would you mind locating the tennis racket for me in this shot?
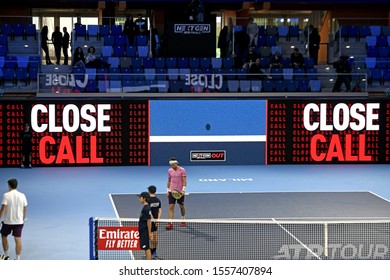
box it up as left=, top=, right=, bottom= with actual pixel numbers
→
left=171, top=189, right=183, bottom=200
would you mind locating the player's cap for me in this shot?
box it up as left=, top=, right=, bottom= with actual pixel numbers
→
left=148, top=185, right=156, bottom=193
left=137, top=192, right=150, bottom=200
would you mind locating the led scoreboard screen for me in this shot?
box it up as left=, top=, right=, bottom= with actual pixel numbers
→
left=267, top=99, right=390, bottom=164
left=0, top=100, right=149, bottom=167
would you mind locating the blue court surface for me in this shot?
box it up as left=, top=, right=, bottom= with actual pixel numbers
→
left=0, top=164, right=389, bottom=260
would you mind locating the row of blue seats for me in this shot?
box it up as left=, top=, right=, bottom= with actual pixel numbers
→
left=337, top=25, right=390, bottom=39
left=0, top=23, right=37, bottom=38
left=233, top=25, right=300, bottom=39
left=0, top=55, right=40, bottom=68
left=73, top=67, right=319, bottom=81
left=366, top=35, right=390, bottom=47
left=69, top=79, right=321, bottom=93
left=101, top=34, right=148, bottom=47
left=368, top=68, right=390, bottom=85
left=0, top=67, right=38, bottom=85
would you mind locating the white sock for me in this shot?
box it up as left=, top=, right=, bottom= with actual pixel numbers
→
left=16, top=255, right=21, bottom=260
left=4, top=251, right=8, bottom=257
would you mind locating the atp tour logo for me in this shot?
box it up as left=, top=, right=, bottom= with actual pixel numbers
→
left=303, top=103, right=380, bottom=162
left=30, top=104, right=111, bottom=164
left=97, top=226, right=140, bottom=250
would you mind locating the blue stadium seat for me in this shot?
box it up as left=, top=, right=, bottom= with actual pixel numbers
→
left=259, top=57, right=270, bottom=68
left=137, top=46, right=149, bottom=57
left=120, top=57, right=131, bottom=68
left=0, top=56, right=4, bottom=68
left=177, top=57, right=189, bottom=68
left=25, top=24, right=36, bottom=38
left=303, top=57, right=314, bottom=68
left=121, top=68, right=132, bottom=82
left=98, top=80, right=109, bottom=92
left=278, top=26, right=289, bottom=38
left=365, top=57, right=376, bottom=68
left=16, top=67, right=28, bottom=85
left=376, top=36, right=388, bottom=47
left=378, top=46, right=390, bottom=57
left=298, top=80, right=309, bottom=92
left=236, top=68, right=248, bottom=80
left=113, top=45, right=125, bottom=57
left=258, top=26, right=266, bottom=36
left=75, top=24, right=87, bottom=40
left=382, top=26, right=390, bottom=36
left=0, top=35, right=7, bottom=45
left=274, top=80, right=286, bottom=92
left=13, top=24, right=25, bottom=37
left=306, top=68, right=318, bottom=80
left=266, top=36, right=277, bottom=46
left=257, top=35, right=267, bottom=46
left=359, top=26, right=370, bottom=38
left=366, top=36, right=377, bottom=47
left=367, top=46, right=378, bottom=57
left=369, top=26, right=381, bottom=36
left=1, top=24, right=12, bottom=37
left=104, top=35, right=115, bottom=46
left=132, top=68, right=144, bottom=81
left=262, top=80, right=274, bottom=92
left=227, top=80, right=239, bottom=92
left=17, top=56, right=29, bottom=68
left=4, top=56, right=16, bottom=68
left=28, top=56, right=40, bottom=68
left=251, top=80, right=262, bottom=92
left=383, top=69, right=390, bottom=86
left=99, top=25, right=111, bottom=38
left=169, top=80, right=181, bottom=92
left=286, top=80, right=298, bottom=92
left=271, top=46, right=282, bottom=55
left=155, top=57, right=166, bottom=69
left=347, top=26, right=358, bottom=40
left=167, top=68, right=179, bottom=80
left=143, top=57, right=155, bottom=68
left=135, top=35, right=148, bottom=46
left=239, top=80, right=251, bottom=92
left=131, top=57, right=143, bottom=69
left=85, top=68, right=97, bottom=80
left=370, top=69, right=383, bottom=85
left=3, top=68, right=15, bottom=85
left=200, top=57, right=211, bottom=69
left=111, top=25, right=122, bottom=36
left=155, top=68, right=167, bottom=80
left=283, top=68, right=294, bottom=80
left=189, top=57, right=200, bottom=69
left=259, top=46, right=271, bottom=57
left=101, top=46, right=113, bottom=57
left=126, top=46, right=136, bottom=57
left=108, top=57, right=120, bottom=68
left=144, top=68, right=156, bottom=81
left=122, top=80, right=135, bottom=92
left=88, top=25, right=99, bottom=39
left=288, top=26, right=300, bottom=40
left=376, top=57, right=388, bottom=69
left=270, top=68, right=283, bottom=80
left=86, top=80, right=97, bottom=92
left=0, top=45, right=7, bottom=56
left=309, top=80, right=321, bottom=92
left=211, top=57, right=222, bottom=69
left=157, top=80, right=169, bottom=93
left=115, top=35, right=127, bottom=46
left=166, top=57, right=177, bottom=68
left=179, top=68, right=190, bottom=80
left=293, top=68, right=305, bottom=80
left=225, top=68, right=236, bottom=80
left=28, top=67, right=38, bottom=82
left=222, top=57, right=233, bottom=69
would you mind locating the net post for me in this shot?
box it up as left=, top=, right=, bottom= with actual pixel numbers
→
left=324, top=222, right=328, bottom=259
left=89, top=217, right=96, bottom=260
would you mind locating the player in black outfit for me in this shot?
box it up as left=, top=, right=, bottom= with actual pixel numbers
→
left=137, top=191, right=153, bottom=260
left=21, top=124, right=32, bottom=168
left=147, top=185, right=162, bottom=259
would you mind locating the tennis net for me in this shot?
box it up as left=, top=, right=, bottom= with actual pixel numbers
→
left=89, top=217, right=390, bottom=260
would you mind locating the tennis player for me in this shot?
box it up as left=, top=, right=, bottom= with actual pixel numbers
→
left=166, top=157, right=187, bottom=230
left=147, top=185, right=162, bottom=259
left=0, top=178, right=28, bottom=260
left=137, top=191, right=153, bottom=260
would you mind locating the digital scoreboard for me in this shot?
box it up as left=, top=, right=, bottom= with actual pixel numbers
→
left=267, top=99, right=390, bottom=164
left=0, top=100, right=149, bottom=167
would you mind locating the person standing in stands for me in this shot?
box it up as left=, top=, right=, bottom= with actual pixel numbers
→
left=62, top=27, right=70, bottom=65
left=123, top=16, right=135, bottom=46
left=41, top=26, right=52, bottom=65
left=247, top=17, right=258, bottom=47
left=51, top=26, right=63, bottom=65
left=309, top=27, right=320, bottom=65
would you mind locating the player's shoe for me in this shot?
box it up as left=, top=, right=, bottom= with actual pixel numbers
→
left=28, top=164, right=32, bottom=168
left=179, top=222, right=186, bottom=227
left=20, top=164, right=25, bottom=168
left=166, top=223, right=173, bottom=230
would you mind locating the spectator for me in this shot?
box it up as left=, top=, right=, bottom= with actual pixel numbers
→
left=123, top=16, right=135, bottom=45
left=309, top=27, right=320, bottom=65
left=290, top=47, right=304, bottom=68
left=135, top=14, right=147, bottom=35
left=85, top=46, right=110, bottom=68
left=270, top=51, right=282, bottom=69
left=243, top=46, right=258, bottom=69
left=247, top=17, right=258, bottom=47
left=72, top=47, right=85, bottom=69
left=62, top=27, right=70, bottom=65
left=249, top=58, right=265, bottom=79
left=51, top=26, right=63, bottom=65
left=41, top=26, right=53, bottom=65
left=332, top=55, right=351, bottom=92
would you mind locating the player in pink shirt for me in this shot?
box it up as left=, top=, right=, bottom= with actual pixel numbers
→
left=166, top=157, right=187, bottom=230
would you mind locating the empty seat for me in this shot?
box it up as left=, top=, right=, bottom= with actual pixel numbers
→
left=227, top=80, right=239, bottom=92
left=135, top=35, right=148, bottom=46
left=25, top=24, right=36, bottom=38
left=166, top=57, right=177, bottom=68
left=88, top=25, right=99, bottom=38
left=126, top=46, right=136, bottom=57
left=101, top=46, right=113, bottom=57
left=250, top=80, right=262, bottom=92
left=111, top=25, right=122, bottom=36
left=309, top=80, right=321, bottom=92
left=167, top=68, right=179, bottom=80
left=155, top=57, right=166, bottom=69
left=200, top=57, right=211, bottom=69
left=274, top=80, right=286, bottom=92
left=298, top=80, right=309, bottom=92
left=113, top=45, right=125, bottom=57
left=262, top=80, right=274, bottom=92
left=365, top=57, right=376, bottom=68
left=239, top=80, right=251, bottom=92
left=108, top=57, right=120, bottom=68
left=177, top=57, right=189, bottom=68
left=189, top=57, right=200, bottom=69
left=137, top=46, right=149, bottom=57
left=144, top=68, right=156, bottom=81
left=104, top=35, right=115, bottom=46
left=120, top=57, right=131, bottom=68
left=99, top=25, right=111, bottom=38
left=222, top=57, right=233, bottom=69
left=286, top=80, right=298, bottom=92
left=131, top=57, right=143, bottom=69
left=75, top=24, right=87, bottom=40
left=143, top=57, right=155, bottom=68
left=278, top=26, right=289, bottom=38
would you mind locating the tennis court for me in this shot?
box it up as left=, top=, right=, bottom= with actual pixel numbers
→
left=0, top=164, right=389, bottom=260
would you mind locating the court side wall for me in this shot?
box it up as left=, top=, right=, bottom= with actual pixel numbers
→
left=150, top=100, right=267, bottom=165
